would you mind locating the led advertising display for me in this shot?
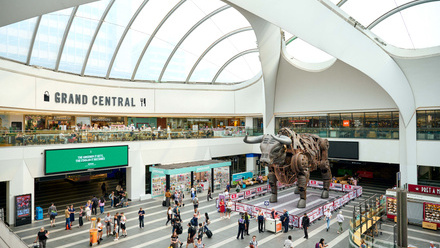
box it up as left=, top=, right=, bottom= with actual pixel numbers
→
left=15, top=194, right=31, bottom=226
left=45, top=145, right=128, bottom=175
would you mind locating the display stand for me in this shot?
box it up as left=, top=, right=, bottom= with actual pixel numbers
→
left=265, top=218, right=282, bottom=233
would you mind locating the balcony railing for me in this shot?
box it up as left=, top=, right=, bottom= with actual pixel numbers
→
left=0, top=128, right=252, bottom=147
left=275, top=127, right=399, bottom=139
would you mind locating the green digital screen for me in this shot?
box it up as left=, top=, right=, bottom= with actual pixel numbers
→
left=45, top=145, right=128, bottom=175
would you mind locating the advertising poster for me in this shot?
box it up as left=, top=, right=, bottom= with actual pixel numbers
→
left=341, top=193, right=350, bottom=205
left=309, top=180, right=324, bottom=189
left=333, top=198, right=342, bottom=210
left=249, top=188, right=256, bottom=198
left=256, top=186, right=263, bottom=195
left=245, top=190, right=251, bottom=199
left=343, top=184, right=355, bottom=192
left=230, top=193, right=237, bottom=201
left=308, top=206, right=323, bottom=223
left=261, top=185, right=268, bottom=194
left=15, top=194, right=32, bottom=226
left=356, top=186, right=363, bottom=197
left=236, top=192, right=245, bottom=201
left=349, top=191, right=356, bottom=200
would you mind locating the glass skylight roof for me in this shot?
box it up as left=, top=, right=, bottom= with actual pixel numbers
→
left=0, top=0, right=260, bottom=84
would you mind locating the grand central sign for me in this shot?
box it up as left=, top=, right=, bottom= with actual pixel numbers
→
left=45, top=91, right=147, bottom=108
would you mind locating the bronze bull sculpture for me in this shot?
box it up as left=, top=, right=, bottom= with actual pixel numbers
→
left=244, top=127, right=332, bottom=208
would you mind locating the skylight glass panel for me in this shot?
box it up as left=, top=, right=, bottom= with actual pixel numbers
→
left=135, top=38, right=175, bottom=81
left=371, top=1, right=440, bottom=49
left=216, top=54, right=257, bottom=83
left=191, top=0, right=227, bottom=14
left=341, top=0, right=412, bottom=27
left=161, top=49, right=197, bottom=82
left=285, top=38, right=334, bottom=63
left=0, top=17, right=37, bottom=63
left=84, top=0, right=143, bottom=77
left=241, top=52, right=261, bottom=76
left=209, top=7, right=250, bottom=34
left=58, top=0, right=110, bottom=74
left=130, top=0, right=179, bottom=35
left=30, top=8, right=73, bottom=69
left=110, top=29, right=150, bottom=79
left=188, top=59, right=219, bottom=82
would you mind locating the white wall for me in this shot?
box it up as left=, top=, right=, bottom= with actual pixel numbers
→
left=275, top=57, right=398, bottom=115
left=417, top=141, right=440, bottom=167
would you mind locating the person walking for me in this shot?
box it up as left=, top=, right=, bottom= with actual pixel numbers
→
left=166, top=206, right=173, bottom=226
left=174, top=203, right=182, bottom=222
left=171, top=216, right=181, bottom=235
left=186, top=222, right=196, bottom=248
left=170, top=232, right=183, bottom=248
left=68, top=205, right=75, bottom=226
left=219, top=199, right=226, bottom=219
left=195, top=238, right=205, bottom=248
left=96, top=217, right=103, bottom=243
left=207, top=187, right=213, bottom=201
left=336, top=210, right=344, bottom=234
left=249, top=235, right=258, bottom=248
left=324, top=209, right=332, bottom=232
left=281, top=209, right=289, bottom=233
left=64, top=206, right=71, bottom=230
left=193, top=195, right=199, bottom=210
left=197, top=223, right=204, bottom=241
left=104, top=212, right=112, bottom=237
left=78, top=206, right=84, bottom=228
left=257, top=209, right=265, bottom=233
left=237, top=214, right=245, bottom=240
left=165, top=189, right=172, bottom=207
left=302, top=213, right=310, bottom=239
left=120, top=212, right=127, bottom=237
left=244, top=212, right=250, bottom=235
left=34, top=227, right=49, bottom=248
left=110, top=191, right=115, bottom=208
left=99, top=196, right=105, bottom=214
left=226, top=198, right=233, bottom=219
left=226, top=183, right=230, bottom=193
left=138, top=207, right=145, bottom=229
left=48, top=203, right=57, bottom=227
left=91, top=196, right=98, bottom=215
left=101, top=182, right=107, bottom=197
left=283, top=235, right=294, bottom=248
left=113, top=212, right=120, bottom=241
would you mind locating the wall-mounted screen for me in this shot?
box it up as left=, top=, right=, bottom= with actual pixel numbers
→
left=328, top=141, right=359, bottom=160
left=45, top=145, right=128, bottom=175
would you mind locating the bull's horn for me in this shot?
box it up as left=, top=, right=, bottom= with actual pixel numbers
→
left=243, top=135, right=263, bottom=144
left=273, top=135, right=292, bottom=145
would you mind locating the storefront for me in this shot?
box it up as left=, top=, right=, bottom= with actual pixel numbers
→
left=91, top=116, right=125, bottom=129
left=46, top=116, right=75, bottom=130
left=148, top=160, right=231, bottom=198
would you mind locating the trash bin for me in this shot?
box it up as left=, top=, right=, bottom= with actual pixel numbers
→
left=89, top=228, right=98, bottom=246
left=36, top=207, right=43, bottom=220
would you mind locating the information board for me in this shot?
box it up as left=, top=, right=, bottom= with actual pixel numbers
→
left=15, top=194, right=31, bottom=226
left=45, top=145, right=128, bottom=175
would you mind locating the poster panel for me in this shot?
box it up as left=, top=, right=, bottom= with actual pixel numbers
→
left=324, top=202, right=334, bottom=213
left=15, top=194, right=32, bottom=226
left=330, top=183, right=343, bottom=191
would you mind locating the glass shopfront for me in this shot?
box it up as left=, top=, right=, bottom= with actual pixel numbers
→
left=214, top=167, right=229, bottom=191
left=275, top=111, right=399, bottom=139
left=91, top=116, right=125, bottom=129
left=170, top=173, right=191, bottom=192
left=417, top=110, right=440, bottom=140
left=151, top=173, right=166, bottom=197
left=25, top=115, right=47, bottom=130
left=46, top=116, right=75, bottom=130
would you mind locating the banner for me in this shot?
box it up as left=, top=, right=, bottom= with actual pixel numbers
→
left=245, top=190, right=252, bottom=199
left=309, top=180, right=324, bottom=189
left=343, top=184, right=355, bottom=192
left=333, top=198, right=342, bottom=210
left=249, top=188, right=257, bottom=198
left=330, top=183, right=343, bottom=191
left=308, top=207, right=324, bottom=224
left=323, top=202, right=334, bottom=213
left=341, top=193, right=350, bottom=205
left=408, top=184, right=440, bottom=197
left=236, top=192, right=245, bottom=201
left=230, top=193, right=237, bottom=201
left=261, top=185, right=268, bottom=194
left=356, top=186, right=363, bottom=197
left=349, top=191, right=356, bottom=200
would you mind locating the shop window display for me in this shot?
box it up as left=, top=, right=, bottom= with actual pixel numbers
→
left=424, top=202, right=440, bottom=224
left=214, top=167, right=229, bottom=191
left=194, top=171, right=211, bottom=192
left=170, top=173, right=191, bottom=192
left=152, top=174, right=166, bottom=197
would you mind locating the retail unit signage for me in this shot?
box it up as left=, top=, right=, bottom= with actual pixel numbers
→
left=408, top=184, right=440, bottom=196
left=50, top=92, right=143, bottom=108
left=148, top=161, right=231, bottom=176
left=45, top=145, right=128, bottom=175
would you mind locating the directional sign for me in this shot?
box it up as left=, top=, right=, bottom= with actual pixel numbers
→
left=264, top=200, right=269, bottom=207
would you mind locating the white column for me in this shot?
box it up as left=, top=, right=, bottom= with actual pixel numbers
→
left=399, top=114, right=417, bottom=187
left=246, top=154, right=258, bottom=174
left=7, top=161, right=34, bottom=225
left=126, top=150, right=146, bottom=201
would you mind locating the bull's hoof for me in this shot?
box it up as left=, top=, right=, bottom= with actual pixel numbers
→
left=321, top=190, right=329, bottom=199
left=294, top=187, right=300, bottom=194
left=297, top=199, right=306, bottom=208
left=269, top=194, right=278, bottom=203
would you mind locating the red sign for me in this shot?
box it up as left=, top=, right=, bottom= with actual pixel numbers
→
left=408, top=184, right=440, bottom=196
left=343, top=120, right=350, bottom=127
left=357, top=170, right=374, bottom=179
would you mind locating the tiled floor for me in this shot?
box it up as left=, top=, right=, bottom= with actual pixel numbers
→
left=12, top=185, right=439, bottom=247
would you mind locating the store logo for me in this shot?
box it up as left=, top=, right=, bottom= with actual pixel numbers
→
left=196, top=166, right=210, bottom=172
left=44, top=91, right=50, bottom=102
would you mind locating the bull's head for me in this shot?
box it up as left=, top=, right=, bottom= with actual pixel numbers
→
left=244, top=134, right=291, bottom=166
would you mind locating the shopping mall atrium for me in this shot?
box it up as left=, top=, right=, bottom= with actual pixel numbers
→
left=0, top=0, right=439, bottom=247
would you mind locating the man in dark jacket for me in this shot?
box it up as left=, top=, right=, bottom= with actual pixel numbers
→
left=91, top=196, right=98, bottom=215
left=236, top=214, right=245, bottom=239
left=281, top=209, right=289, bottom=233
left=301, top=213, right=310, bottom=239
left=186, top=223, right=196, bottom=248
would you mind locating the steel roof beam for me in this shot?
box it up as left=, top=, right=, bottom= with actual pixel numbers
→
left=81, top=0, right=115, bottom=76
left=106, top=0, right=149, bottom=79
left=54, top=6, right=78, bottom=71
left=185, top=26, right=252, bottom=83
left=26, top=15, right=42, bottom=65
left=158, top=5, right=230, bottom=82
left=211, top=48, right=258, bottom=84
left=131, top=0, right=186, bottom=81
